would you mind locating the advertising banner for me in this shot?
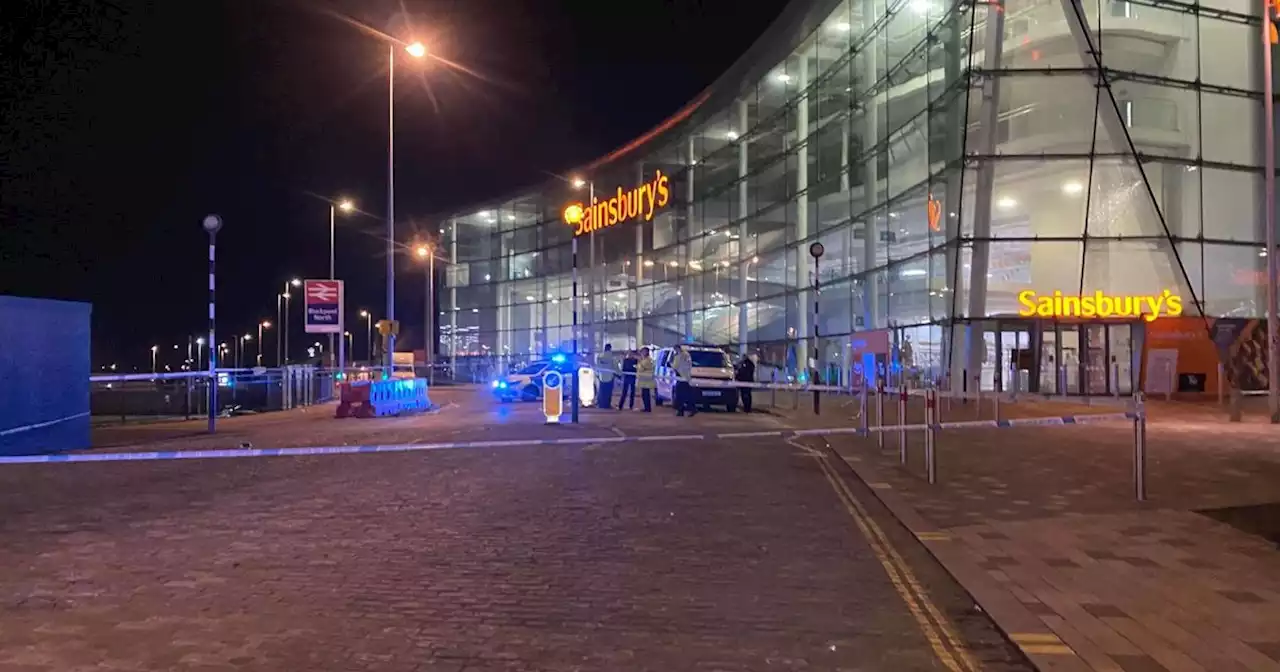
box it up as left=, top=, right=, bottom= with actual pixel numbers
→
left=303, top=279, right=343, bottom=334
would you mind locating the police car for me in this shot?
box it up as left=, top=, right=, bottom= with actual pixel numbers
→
left=653, top=344, right=738, bottom=412
left=491, top=355, right=578, bottom=402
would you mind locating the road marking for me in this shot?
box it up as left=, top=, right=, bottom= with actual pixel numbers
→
left=916, top=531, right=952, bottom=542
left=791, top=439, right=980, bottom=672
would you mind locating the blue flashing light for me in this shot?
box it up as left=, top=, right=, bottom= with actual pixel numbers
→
left=550, top=353, right=566, bottom=364
left=497, top=381, right=508, bottom=389
left=491, top=380, right=500, bottom=389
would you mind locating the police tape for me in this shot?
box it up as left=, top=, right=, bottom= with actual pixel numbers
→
left=0, top=411, right=1137, bottom=465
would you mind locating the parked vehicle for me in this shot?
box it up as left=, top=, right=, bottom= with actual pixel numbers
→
left=490, top=356, right=579, bottom=402
left=653, top=344, right=738, bottom=412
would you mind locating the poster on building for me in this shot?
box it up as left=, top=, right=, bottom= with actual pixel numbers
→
left=1213, top=318, right=1270, bottom=392
left=303, top=279, right=343, bottom=334
left=1144, top=349, right=1178, bottom=398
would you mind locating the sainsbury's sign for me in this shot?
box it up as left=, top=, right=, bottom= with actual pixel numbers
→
left=563, top=171, right=670, bottom=236
left=1017, top=290, right=1183, bottom=322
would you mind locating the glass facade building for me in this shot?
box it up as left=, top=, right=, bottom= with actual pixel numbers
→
left=439, top=0, right=1266, bottom=394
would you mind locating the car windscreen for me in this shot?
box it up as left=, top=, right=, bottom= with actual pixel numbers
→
left=690, top=351, right=729, bottom=368
left=515, top=363, right=546, bottom=375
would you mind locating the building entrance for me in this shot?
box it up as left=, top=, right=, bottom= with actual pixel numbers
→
left=973, top=319, right=1138, bottom=396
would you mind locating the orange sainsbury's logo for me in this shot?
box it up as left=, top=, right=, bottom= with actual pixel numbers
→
left=563, top=171, right=670, bottom=236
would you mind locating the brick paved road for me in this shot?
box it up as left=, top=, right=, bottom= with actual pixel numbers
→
left=0, top=397, right=1033, bottom=671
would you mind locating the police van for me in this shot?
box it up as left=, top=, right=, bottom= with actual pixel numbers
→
left=653, top=344, right=738, bottom=412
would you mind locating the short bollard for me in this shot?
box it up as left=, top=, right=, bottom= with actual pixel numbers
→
left=925, top=389, right=937, bottom=485
left=1133, top=391, right=1147, bottom=501
left=859, top=384, right=869, bottom=433
left=898, top=386, right=908, bottom=465
left=875, top=378, right=885, bottom=451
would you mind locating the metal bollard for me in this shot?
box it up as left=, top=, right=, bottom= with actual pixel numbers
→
left=859, top=384, right=869, bottom=433
left=876, top=378, right=885, bottom=450
left=973, top=375, right=982, bottom=418
left=898, top=385, right=909, bottom=465
left=925, top=389, right=937, bottom=484
left=994, top=388, right=1001, bottom=423
left=1133, top=391, right=1146, bottom=501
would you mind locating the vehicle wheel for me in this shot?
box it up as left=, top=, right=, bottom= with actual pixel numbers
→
left=656, top=396, right=665, bottom=406
left=701, top=404, right=711, bottom=412
left=521, top=385, right=540, bottom=402
left=726, top=402, right=737, bottom=413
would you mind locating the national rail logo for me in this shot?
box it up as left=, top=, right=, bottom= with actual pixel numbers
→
left=563, top=171, right=670, bottom=236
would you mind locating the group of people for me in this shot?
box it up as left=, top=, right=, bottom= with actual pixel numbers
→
left=594, top=344, right=658, bottom=412
left=592, top=344, right=757, bottom=417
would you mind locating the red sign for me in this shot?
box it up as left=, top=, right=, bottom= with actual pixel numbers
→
left=303, top=280, right=343, bottom=334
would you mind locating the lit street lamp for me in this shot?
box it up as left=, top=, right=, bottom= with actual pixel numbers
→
left=280, top=278, right=301, bottom=364
left=150, top=345, right=158, bottom=374
left=415, top=243, right=436, bottom=383
left=329, top=199, right=354, bottom=370
left=360, top=309, right=374, bottom=362
left=257, top=321, right=272, bottom=366
left=386, top=39, right=428, bottom=373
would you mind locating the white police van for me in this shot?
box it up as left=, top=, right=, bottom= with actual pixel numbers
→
left=491, top=355, right=578, bottom=402
left=653, top=344, right=738, bottom=412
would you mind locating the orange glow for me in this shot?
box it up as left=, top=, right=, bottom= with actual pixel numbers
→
left=563, top=203, right=585, bottom=225
left=927, top=197, right=942, bottom=232
left=563, top=171, right=670, bottom=236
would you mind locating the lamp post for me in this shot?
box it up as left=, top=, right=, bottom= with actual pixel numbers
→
left=196, top=337, right=205, bottom=370
left=201, top=213, right=222, bottom=434
left=281, top=278, right=301, bottom=364
left=386, top=40, right=428, bottom=374
left=415, top=243, right=435, bottom=384
left=568, top=175, right=593, bottom=424
left=257, top=321, right=272, bottom=366
left=345, top=331, right=354, bottom=359
left=150, top=345, right=158, bottom=375
left=329, top=199, right=354, bottom=369
left=360, top=310, right=373, bottom=362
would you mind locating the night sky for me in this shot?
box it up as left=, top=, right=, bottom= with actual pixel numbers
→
left=1, top=0, right=788, bottom=369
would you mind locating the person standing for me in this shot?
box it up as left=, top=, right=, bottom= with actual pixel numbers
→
left=618, top=350, right=638, bottom=410
left=735, top=353, right=756, bottom=413
left=636, top=347, right=655, bottom=412
left=596, top=343, right=617, bottom=409
left=674, top=347, right=696, bottom=417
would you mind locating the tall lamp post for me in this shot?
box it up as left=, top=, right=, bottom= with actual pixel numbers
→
left=566, top=175, right=594, bottom=424
left=281, top=278, right=301, bottom=365
left=415, top=243, right=436, bottom=384
left=360, top=310, right=374, bottom=362
left=328, top=199, right=354, bottom=369
left=257, top=321, right=272, bottom=366
left=386, top=40, right=428, bottom=374
left=150, top=345, right=158, bottom=375
left=201, top=213, right=222, bottom=434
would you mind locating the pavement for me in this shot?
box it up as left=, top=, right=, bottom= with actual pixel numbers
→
left=0, top=385, right=1038, bottom=671
left=768, top=391, right=1280, bottom=672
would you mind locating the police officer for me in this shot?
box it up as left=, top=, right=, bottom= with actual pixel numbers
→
left=636, top=347, right=655, bottom=412
left=735, top=353, right=756, bottom=413
left=673, top=347, right=696, bottom=417
left=596, top=343, right=616, bottom=409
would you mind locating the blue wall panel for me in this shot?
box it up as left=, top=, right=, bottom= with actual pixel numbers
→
left=0, top=295, right=91, bottom=455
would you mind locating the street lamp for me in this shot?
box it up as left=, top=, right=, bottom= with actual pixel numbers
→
left=237, top=334, right=252, bottom=369
left=280, top=278, right=302, bottom=364
left=415, top=243, right=435, bottom=384
left=328, top=199, right=355, bottom=369
left=566, top=174, right=594, bottom=424
left=257, top=321, right=272, bottom=366
left=360, top=309, right=373, bottom=362
left=345, top=330, right=354, bottom=358
left=150, top=345, right=158, bottom=374
left=196, top=337, right=205, bottom=370
left=386, top=39, right=428, bottom=373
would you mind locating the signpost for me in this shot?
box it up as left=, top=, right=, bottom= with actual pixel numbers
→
left=304, top=280, right=345, bottom=372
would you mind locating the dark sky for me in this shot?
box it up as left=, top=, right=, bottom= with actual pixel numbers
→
left=1, top=0, right=788, bottom=368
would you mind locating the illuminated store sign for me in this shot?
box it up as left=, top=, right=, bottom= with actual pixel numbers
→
left=1017, top=290, right=1183, bottom=322
left=563, top=170, right=670, bottom=236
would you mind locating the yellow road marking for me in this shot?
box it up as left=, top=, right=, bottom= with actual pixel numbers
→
left=916, top=531, right=952, bottom=542
left=1011, top=633, right=1063, bottom=644
left=1019, top=644, right=1076, bottom=655
left=806, top=446, right=981, bottom=672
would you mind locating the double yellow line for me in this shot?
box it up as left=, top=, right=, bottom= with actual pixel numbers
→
left=802, top=440, right=982, bottom=672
